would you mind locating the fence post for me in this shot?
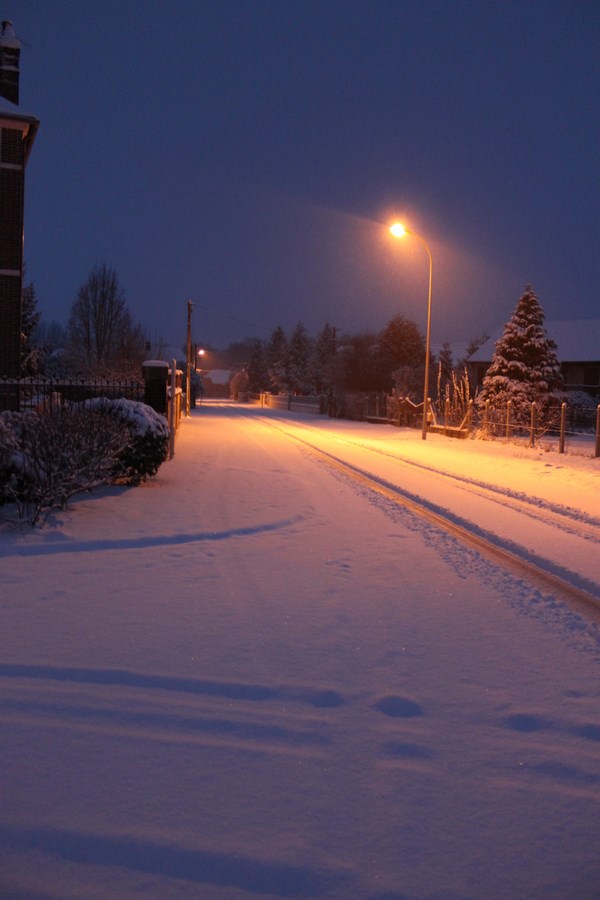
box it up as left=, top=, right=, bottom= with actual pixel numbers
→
left=466, top=399, right=473, bottom=434
left=445, top=397, right=450, bottom=428
left=168, top=360, right=176, bottom=459
left=505, top=400, right=511, bottom=440
left=529, top=402, right=536, bottom=448
left=142, top=360, right=169, bottom=415
left=595, top=405, right=600, bottom=459
left=483, top=399, right=490, bottom=437
left=559, top=402, right=566, bottom=454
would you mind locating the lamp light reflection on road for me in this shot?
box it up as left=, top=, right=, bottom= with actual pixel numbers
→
left=389, top=222, right=433, bottom=440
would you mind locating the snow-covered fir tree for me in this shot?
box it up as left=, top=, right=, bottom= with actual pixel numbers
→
left=478, top=285, right=563, bottom=420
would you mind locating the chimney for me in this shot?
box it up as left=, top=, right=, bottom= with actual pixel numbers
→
left=0, top=20, right=20, bottom=105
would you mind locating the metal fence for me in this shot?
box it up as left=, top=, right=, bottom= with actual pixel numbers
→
left=0, top=377, right=144, bottom=412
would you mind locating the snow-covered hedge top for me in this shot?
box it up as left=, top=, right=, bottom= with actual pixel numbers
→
left=80, top=398, right=169, bottom=438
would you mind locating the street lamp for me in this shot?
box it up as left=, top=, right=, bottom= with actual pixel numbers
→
left=389, top=222, right=433, bottom=440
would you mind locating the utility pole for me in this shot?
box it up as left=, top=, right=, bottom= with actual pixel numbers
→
left=186, top=300, right=193, bottom=415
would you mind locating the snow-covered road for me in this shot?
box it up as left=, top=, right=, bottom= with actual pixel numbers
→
left=248, top=408, right=600, bottom=601
left=1, top=403, right=599, bottom=899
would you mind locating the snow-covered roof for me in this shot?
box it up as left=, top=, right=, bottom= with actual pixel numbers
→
left=203, top=369, right=231, bottom=385
left=0, top=94, right=39, bottom=161
left=431, top=342, right=472, bottom=364
left=0, top=94, right=38, bottom=122
left=469, top=319, right=600, bottom=363
left=0, top=20, right=20, bottom=48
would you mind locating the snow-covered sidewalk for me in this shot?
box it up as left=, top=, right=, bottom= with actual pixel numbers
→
left=1, top=403, right=599, bottom=898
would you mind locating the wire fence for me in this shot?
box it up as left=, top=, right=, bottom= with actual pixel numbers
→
left=347, top=392, right=600, bottom=458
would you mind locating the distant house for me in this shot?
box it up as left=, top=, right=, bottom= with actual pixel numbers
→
left=201, top=369, right=231, bottom=398
left=468, top=319, right=600, bottom=397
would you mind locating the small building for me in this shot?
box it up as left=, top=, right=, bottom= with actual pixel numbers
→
left=468, top=319, right=600, bottom=398
left=0, top=21, right=39, bottom=408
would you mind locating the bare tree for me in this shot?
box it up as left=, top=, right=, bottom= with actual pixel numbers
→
left=66, top=264, right=144, bottom=376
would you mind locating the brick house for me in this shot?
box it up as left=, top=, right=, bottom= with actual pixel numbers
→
left=468, top=319, right=600, bottom=398
left=0, top=20, right=39, bottom=409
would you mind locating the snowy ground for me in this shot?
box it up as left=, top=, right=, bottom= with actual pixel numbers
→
left=1, top=402, right=599, bottom=899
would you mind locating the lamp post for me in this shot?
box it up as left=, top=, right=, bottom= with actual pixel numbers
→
left=390, top=223, right=433, bottom=440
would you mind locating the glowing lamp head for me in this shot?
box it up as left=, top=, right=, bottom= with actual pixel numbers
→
left=390, top=222, right=408, bottom=238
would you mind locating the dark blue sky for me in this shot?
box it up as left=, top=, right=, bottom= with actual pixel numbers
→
left=8, top=0, right=600, bottom=351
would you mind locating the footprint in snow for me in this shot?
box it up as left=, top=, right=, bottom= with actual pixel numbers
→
left=375, top=695, right=423, bottom=718
left=381, top=741, right=432, bottom=759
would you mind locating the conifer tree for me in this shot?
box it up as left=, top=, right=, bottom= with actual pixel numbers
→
left=311, top=322, right=338, bottom=394
left=247, top=339, right=269, bottom=392
left=265, top=325, right=288, bottom=393
left=21, top=281, right=42, bottom=376
left=285, top=322, right=313, bottom=394
left=478, top=285, right=563, bottom=420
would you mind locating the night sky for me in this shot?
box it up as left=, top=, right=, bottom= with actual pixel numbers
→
left=7, top=0, right=599, bottom=352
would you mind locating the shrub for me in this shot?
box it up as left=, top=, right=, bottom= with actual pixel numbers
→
left=0, top=411, right=22, bottom=507
left=563, top=391, right=598, bottom=430
left=0, top=404, right=131, bottom=525
left=82, top=398, right=169, bottom=484
left=0, top=399, right=169, bottom=526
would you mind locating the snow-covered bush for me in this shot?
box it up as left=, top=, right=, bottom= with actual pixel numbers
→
left=82, top=398, right=169, bottom=485
left=0, top=405, right=131, bottom=525
left=0, top=399, right=169, bottom=526
left=563, top=390, right=598, bottom=430
left=0, top=411, right=22, bottom=507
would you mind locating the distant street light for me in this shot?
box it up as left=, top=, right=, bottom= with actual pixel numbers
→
left=389, top=222, right=433, bottom=440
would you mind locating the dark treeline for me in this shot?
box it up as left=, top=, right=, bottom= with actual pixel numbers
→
left=228, top=316, right=481, bottom=403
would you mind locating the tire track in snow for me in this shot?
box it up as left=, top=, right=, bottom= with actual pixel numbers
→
left=249, top=414, right=600, bottom=618
left=257, top=414, right=600, bottom=541
left=0, top=822, right=348, bottom=897
left=0, top=664, right=346, bottom=758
